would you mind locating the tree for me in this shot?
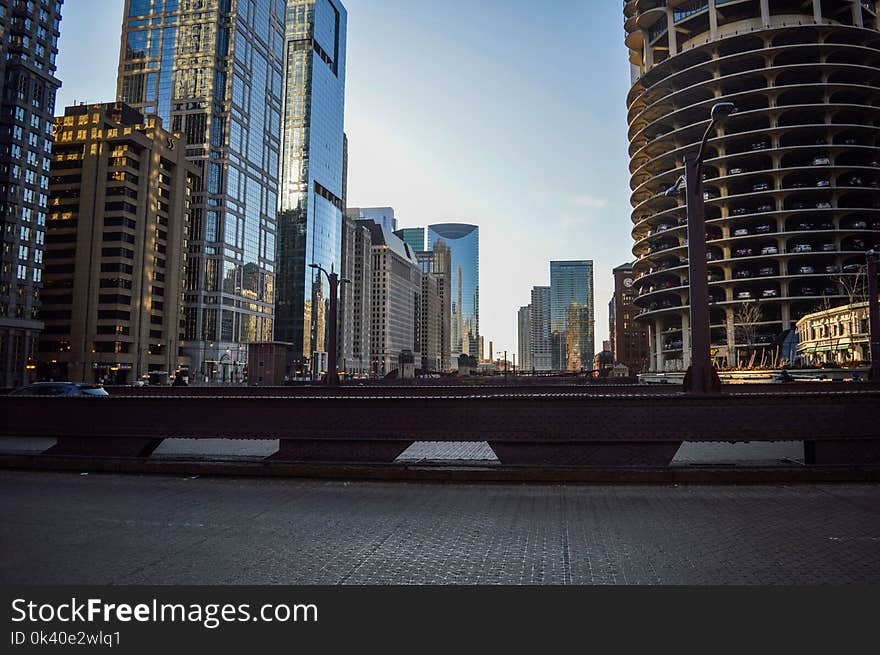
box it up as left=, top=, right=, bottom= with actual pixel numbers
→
left=734, top=300, right=762, bottom=368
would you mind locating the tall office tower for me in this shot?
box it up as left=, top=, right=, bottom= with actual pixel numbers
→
left=0, top=0, right=63, bottom=388
left=518, top=305, right=532, bottom=372
left=41, top=103, right=198, bottom=384
left=349, top=206, right=395, bottom=232
left=427, top=223, right=479, bottom=363
left=394, top=227, right=425, bottom=254
left=341, top=132, right=348, bottom=209
left=416, top=240, right=451, bottom=371
left=339, top=211, right=371, bottom=375
left=118, top=0, right=285, bottom=382
left=530, top=286, right=551, bottom=371
left=550, top=260, right=595, bottom=372
left=625, top=1, right=880, bottom=372
left=611, top=261, right=650, bottom=373
left=360, top=220, right=420, bottom=375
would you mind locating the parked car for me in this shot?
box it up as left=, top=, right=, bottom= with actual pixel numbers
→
left=821, top=243, right=836, bottom=252
left=736, top=291, right=754, bottom=300
left=9, top=382, right=109, bottom=397
left=822, top=286, right=839, bottom=296
left=792, top=201, right=811, bottom=210
left=847, top=176, right=864, bottom=186
left=799, top=286, right=817, bottom=296
left=761, top=246, right=779, bottom=255
left=734, top=228, right=750, bottom=236
left=762, top=289, right=779, bottom=298
left=755, top=224, right=773, bottom=234
left=753, top=182, right=770, bottom=191
left=751, top=141, right=768, bottom=150
left=792, top=244, right=813, bottom=253
left=788, top=181, right=808, bottom=189
left=812, top=156, right=831, bottom=166
left=757, top=203, right=774, bottom=212
left=849, top=239, right=866, bottom=250
left=758, top=266, right=776, bottom=276
left=798, top=266, right=815, bottom=275
left=825, top=265, right=840, bottom=273
left=735, top=248, right=754, bottom=257
left=703, top=189, right=719, bottom=200
left=731, top=207, right=749, bottom=216
left=728, top=167, right=746, bottom=175
left=796, top=223, right=813, bottom=231
left=816, top=221, right=833, bottom=230
left=843, top=263, right=863, bottom=273
left=815, top=202, right=832, bottom=209
left=816, top=180, right=831, bottom=188
left=734, top=269, right=752, bottom=279
left=842, top=137, right=858, bottom=145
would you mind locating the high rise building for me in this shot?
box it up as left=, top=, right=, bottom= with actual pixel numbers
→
left=339, top=211, right=371, bottom=375
left=40, top=103, right=198, bottom=384
left=274, top=0, right=347, bottom=372
left=416, top=240, right=451, bottom=372
left=625, top=0, right=880, bottom=372
left=427, top=223, right=479, bottom=363
left=394, top=227, right=425, bottom=253
left=518, top=305, right=532, bottom=372
left=361, top=220, right=420, bottom=375
left=118, top=0, right=285, bottom=382
left=550, top=260, right=594, bottom=372
left=610, top=262, right=650, bottom=373
left=349, top=207, right=395, bottom=232
left=0, top=0, right=64, bottom=388
left=530, top=286, right=551, bottom=372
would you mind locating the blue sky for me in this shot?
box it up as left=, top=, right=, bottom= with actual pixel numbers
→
left=56, top=0, right=635, bottom=356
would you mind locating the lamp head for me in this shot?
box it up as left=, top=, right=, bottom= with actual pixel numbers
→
left=711, top=102, right=737, bottom=123
left=308, top=264, right=319, bottom=270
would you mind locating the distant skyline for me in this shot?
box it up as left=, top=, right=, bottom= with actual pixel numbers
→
left=55, top=1, right=635, bottom=355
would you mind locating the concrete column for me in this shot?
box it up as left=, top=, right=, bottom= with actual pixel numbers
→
left=644, top=30, right=654, bottom=69
left=781, top=302, right=792, bottom=332
left=666, top=9, right=678, bottom=56
left=759, top=0, right=771, bottom=27
left=725, top=308, right=737, bottom=366
left=682, top=312, right=692, bottom=368
left=654, top=320, right=664, bottom=371
left=708, top=0, right=718, bottom=41
left=851, top=0, right=864, bottom=27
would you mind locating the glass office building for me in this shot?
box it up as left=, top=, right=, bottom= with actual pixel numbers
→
left=550, top=260, right=594, bottom=372
left=395, top=227, right=425, bottom=253
left=274, top=0, right=347, bottom=367
left=427, top=224, right=479, bottom=361
left=0, top=0, right=64, bottom=388
left=118, top=0, right=285, bottom=381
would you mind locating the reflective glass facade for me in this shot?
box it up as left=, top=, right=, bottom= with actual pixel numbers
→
left=274, top=0, right=347, bottom=364
left=395, top=227, right=425, bottom=253
left=427, top=224, right=479, bottom=360
left=0, top=0, right=64, bottom=387
left=550, top=260, right=594, bottom=372
left=118, top=0, right=285, bottom=381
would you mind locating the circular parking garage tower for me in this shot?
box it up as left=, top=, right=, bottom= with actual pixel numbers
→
left=624, top=0, right=880, bottom=372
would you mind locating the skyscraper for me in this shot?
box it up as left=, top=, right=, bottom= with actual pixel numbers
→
left=117, top=0, right=285, bottom=381
left=610, top=262, right=649, bottom=374
left=624, top=1, right=880, bottom=372
left=518, top=305, right=532, bottom=372
left=395, top=227, right=425, bottom=254
left=272, top=0, right=346, bottom=372
left=416, top=241, right=451, bottom=372
left=550, top=260, right=594, bottom=372
left=41, top=103, right=198, bottom=384
left=339, top=211, right=371, bottom=376
left=530, top=286, right=551, bottom=372
left=427, top=223, right=479, bottom=363
left=348, top=207, right=395, bottom=232
left=0, top=0, right=64, bottom=388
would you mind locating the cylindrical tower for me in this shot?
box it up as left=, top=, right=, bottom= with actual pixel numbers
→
left=625, top=0, right=880, bottom=371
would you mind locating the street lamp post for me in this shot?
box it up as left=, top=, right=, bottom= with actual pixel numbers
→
left=309, top=263, right=350, bottom=386
left=867, top=250, right=880, bottom=382
left=666, top=102, right=737, bottom=394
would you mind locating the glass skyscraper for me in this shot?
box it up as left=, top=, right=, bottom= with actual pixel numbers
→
left=427, top=224, right=478, bottom=362
left=395, top=227, right=425, bottom=253
left=550, top=260, right=594, bottom=372
left=118, top=0, right=285, bottom=381
left=0, top=0, right=64, bottom=388
left=274, top=0, right=347, bottom=367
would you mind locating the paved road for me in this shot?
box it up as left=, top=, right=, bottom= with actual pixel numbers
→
left=1, top=471, right=877, bottom=585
